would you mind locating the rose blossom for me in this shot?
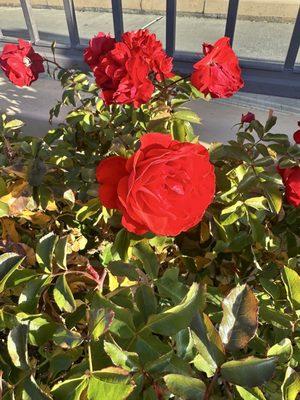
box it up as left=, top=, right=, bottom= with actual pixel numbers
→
left=84, top=32, right=115, bottom=70
left=96, top=133, right=215, bottom=236
left=0, top=39, right=44, bottom=87
left=293, top=121, right=300, bottom=144
left=241, top=112, right=255, bottom=124
left=191, top=37, right=244, bottom=98
left=278, top=166, right=300, bottom=207
left=84, top=29, right=173, bottom=107
left=122, top=29, right=173, bottom=82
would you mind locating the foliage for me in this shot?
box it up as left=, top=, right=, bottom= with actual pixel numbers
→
left=0, top=53, right=299, bottom=400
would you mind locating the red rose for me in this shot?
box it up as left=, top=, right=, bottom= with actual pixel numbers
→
left=241, top=112, right=255, bottom=124
left=122, top=29, right=173, bottom=81
left=94, top=42, right=154, bottom=108
left=191, top=37, right=244, bottom=98
left=0, top=39, right=44, bottom=87
left=293, top=121, right=300, bottom=144
left=84, top=32, right=115, bottom=70
left=278, top=166, right=300, bottom=207
left=84, top=29, right=173, bottom=107
left=96, top=133, right=215, bottom=236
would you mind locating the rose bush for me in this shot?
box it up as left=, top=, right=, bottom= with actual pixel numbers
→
left=0, top=31, right=299, bottom=400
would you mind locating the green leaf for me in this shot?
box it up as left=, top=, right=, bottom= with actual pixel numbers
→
left=265, top=115, right=277, bottom=132
left=87, top=369, right=135, bottom=400
left=22, top=375, right=52, bottom=400
left=28, top=316, right=56, bottom=346
left=52, top=377, right=88, bottom=400
left=281, top=266, right=300, bottom=312
left=89, top=308, right=115, bottom=341
left=0, top=252, right=24, bottom=293
left=173, top=109, right=201, bottom=124
left=133, top=241, right=159, bottom=279
left=36, top=232, right=58, bottom=272
left=267, top=338, right=293, bottom=363
left=144, top=350, right=173, bottom=373
left=53, top=275, right=76, bottom=313
left=221, top=357, right=276, bottom=387
left=5, top=119, right=24, bottom=130
left=281, top=367, right=300, bottom=400
left=145, top=283, right=200, bottom=336
left=219, top=284, right=258, bottom=353
left=0, top=200, right=9, bottom=217
left=19, top=275, right=52, bottom=313
left=235, top=386, right=266, bottom=400
left=135, top=285, right=157, bottom=322
left=53, top=327, right=83, bottom=349
left=265, top=184, right=282, bottom=214
left=7, top=323, right=29, bottom=369
left=111, top=229, right=130, bottom=261
left=76, top=198, right=100, bottom=222
left=55, top=236, right=68, bottom=270
left=164, top=374, right=206, bottom=400
left=263, top=133, right=289, bottom=143
left=260, top=305, right=293, bottom=329
left=245, top=196, right=268, bottom=211
left=108, top=261, right=139, bottom=281
left=191, top=313, right=225, bottom=377
left=104, top=341, right=139, bottom=371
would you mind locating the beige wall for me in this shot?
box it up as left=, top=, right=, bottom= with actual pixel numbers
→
left=0, top=0, right=298, bottom=20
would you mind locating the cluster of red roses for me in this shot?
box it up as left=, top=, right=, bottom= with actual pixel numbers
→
left=84, top=30, right=173, bottom=107
left=0, top=33, right=299, bottom=237
left=84, top=31, right=244, bottom=106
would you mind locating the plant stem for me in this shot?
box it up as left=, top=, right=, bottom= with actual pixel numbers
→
left=204, top=368, right=220, bottom=400
left=43, top=57, right=64, bottom=70
left=87, top=340, right=93, bottom=373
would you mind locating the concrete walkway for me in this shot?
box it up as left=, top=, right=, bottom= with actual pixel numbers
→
left=0, top=7, right=299, bottom=63
left=0, top=75, right=299, bottom=143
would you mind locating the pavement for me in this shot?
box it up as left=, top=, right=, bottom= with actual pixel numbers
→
left=0, top=7, right=299, bottom=63
left=0, top=75, right=299, bottom=143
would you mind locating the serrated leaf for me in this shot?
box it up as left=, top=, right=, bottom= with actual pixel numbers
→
left=0, top=252, right=24, bottom=293
left=88, top=369, right=135, bottom=400
left=52, top=377, right=88, bottom=400
left=133, top=241, right=159, bottom=279
left=191, top=313, right=225, bottom=377
left=104, top=341, right=139, bottom=371
left=55, top=236, right=68, bottom=270
left=221, top=357, right=276, bottom=387
left=281, top=266, right=300, bottom=312
left=135, top=285, right=157, bottom=322
left=281, top=367, right=300, bottom=400
left=53, top=327, right=83, bottom=349
left=7, top=323, right=29, bottom=369
left=235, top=385, right=266, bottom=400
left=22, top=375, right=52, bottom=400
left=89, top=308, right=114, bottom=341
left=144, top=283, right=199, bottom=336
left=36, top=232, right=58, bottom=272
left=164, top=374, right=206, bottom=400
left=245, top=196, right=268, bottom=211
left=108, top=261, right=139, bottom=281
left=173, top=109, right=201, bottom=124
left=53, top=275, right=76, bottom=313
left=267, top=338, right=293, bottom=363
left=219, top=284, right=258, bottom=352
